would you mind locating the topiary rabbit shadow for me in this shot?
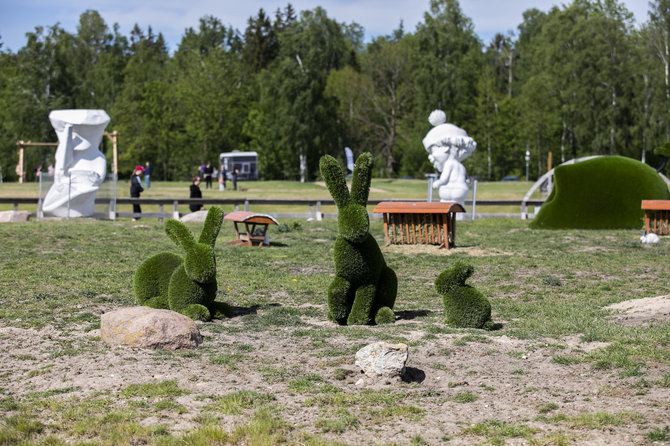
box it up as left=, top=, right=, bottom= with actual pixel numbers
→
left=435, top=261, right=494, bottom=330
left=320, top=152, right=397, bottom=325
left=133, top=206, right=231, bottom=321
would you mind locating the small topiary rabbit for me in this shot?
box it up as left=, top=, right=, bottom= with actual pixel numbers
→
left=133, top=206, right=231, bottom=321
left=319, top=152, right=397, bottom=325
left=435, top=261, right=494, bottom=330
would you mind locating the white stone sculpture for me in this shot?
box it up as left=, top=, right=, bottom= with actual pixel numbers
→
left=42, top=110, right=110, bottom=217
left=422, top=110, right=476, bottom=204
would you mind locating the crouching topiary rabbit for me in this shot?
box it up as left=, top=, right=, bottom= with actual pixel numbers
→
left=320, top=152, right=397, bottom=325
left=133, top=207, right=231, bottom=321
left=435, top=261, right=494, bottom=330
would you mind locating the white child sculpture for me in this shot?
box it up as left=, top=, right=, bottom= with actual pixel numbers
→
left=422, top=110, right=476, bottom=204
left=42, top=110, right=110, bottom=217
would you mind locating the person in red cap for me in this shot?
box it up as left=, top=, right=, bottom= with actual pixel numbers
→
left=130, top=165, right=145, bottom=220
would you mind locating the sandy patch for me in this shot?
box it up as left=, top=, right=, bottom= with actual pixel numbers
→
left=382, top=244, right=513, bottom=256
left=604, top=295, right=670, bottom=325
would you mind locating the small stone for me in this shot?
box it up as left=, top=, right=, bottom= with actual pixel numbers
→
left=641, top=233, right=660, bottom=244
left=0, top=211, right=30, bottom=223
left=101, top=306, right=202, bottom=350
left=355, top=378, right=365, bottom=386
left=355, top=341, right=409, bottom=378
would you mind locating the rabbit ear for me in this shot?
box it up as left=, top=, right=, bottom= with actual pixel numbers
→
left=198, top=206, right=224, bottom=247
left=319, top=155, right=350, bottom=208
left=165, top=219, right=196, bottom=252
left=350, top=152, right=373, bottom=206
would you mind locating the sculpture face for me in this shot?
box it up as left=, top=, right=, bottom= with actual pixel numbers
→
left=428, top=145, right=450, bottom=170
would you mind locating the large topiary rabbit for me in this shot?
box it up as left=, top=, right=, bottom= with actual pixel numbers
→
left=435, top=261, right=494, bottom=330
left=320, top=152, right=397, bottom=325
left=133, top=207, right=231, bottom=321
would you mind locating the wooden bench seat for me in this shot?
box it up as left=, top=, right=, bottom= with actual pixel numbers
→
left=372, top=202, right=465, bottom=249
left=641, top=200, right=670, bottom=235
left=223, top=211, right=279, bottom=246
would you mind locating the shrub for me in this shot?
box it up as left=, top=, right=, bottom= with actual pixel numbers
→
left=436, top=261, right=493, bottom=330
left=133, top=207, right=231, bottom=321
left=319, top=153, right=397, bottom=325
left=531, top=156, right=670, bottom=229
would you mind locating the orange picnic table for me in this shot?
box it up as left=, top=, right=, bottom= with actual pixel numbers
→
left=373, top=201, right=465, bottom=249
left=223, top=211, right=279, bottom=246
left=641, top=200, right=670, bottom=235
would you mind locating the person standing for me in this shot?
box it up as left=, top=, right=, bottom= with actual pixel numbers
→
left=130, top=165, right=145, bottom=221
left=189, top=176, right=203, bottom=212
left=219, top=165, right=227, bottom=190
left=232, top=168, right=238, bottom=191
left=203, top=162, right=213, bottom=189
left=144, top=161, right=152, bottom=189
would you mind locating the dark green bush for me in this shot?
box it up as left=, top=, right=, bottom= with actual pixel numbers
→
left=531, top=156, right=670, bottom=229
left=436, top=261, right=493, bottom=330
left=134, top=207, right=231, bottom=321
left=320, top=153, right=397, bottom=325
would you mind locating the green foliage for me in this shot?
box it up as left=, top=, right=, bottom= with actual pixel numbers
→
left=320, top=153, right=397, bottom=325
left=435, top=261, right=493, bottom=330
left=654, top=142, right=670, bottom=158
left=531, top=156, right=670, bottom=229
left=133, top=207, right=228, bottom=321
left=7, top=3, right=670, bottom=180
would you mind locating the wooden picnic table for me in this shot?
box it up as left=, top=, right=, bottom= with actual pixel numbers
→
left=223, top=211, right=279, bottom=246
left=641, top=200, right=670, bottom=235
left=372, top=201, right=465, bottom=249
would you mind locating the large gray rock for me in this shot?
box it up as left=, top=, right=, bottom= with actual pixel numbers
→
left=101, top=306, right=202, bottom=350
left=0, top=211, right=31, bottom=222
left=355, top=341, right=408, bottom=378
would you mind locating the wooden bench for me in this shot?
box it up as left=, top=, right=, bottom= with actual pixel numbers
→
left=372, top=202, right=465, bottom=249
left=642, top=200, right=670, bottom=235
left=223, top=211, right=279, bottom=246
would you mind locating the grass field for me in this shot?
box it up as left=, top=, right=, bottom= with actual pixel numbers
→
left=0, top=178, right=543, bottom=217
left=0, top=214, right=669, bottom=445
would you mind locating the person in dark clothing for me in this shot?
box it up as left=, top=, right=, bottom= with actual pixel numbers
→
left=189, top=176, right=203, bottom=212
left=130, top=165, right=145, bottom=220
left=203, top=162, right=214, bottom=189
left=232, top=168, right=238, bottom=191
left=219, top=165, right=227, bottom=190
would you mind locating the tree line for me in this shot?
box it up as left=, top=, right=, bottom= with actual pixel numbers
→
left=1, top=0, right=670, bottom=182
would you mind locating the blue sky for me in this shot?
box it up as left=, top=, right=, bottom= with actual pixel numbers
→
left=0, top=0, right=652, bottom=53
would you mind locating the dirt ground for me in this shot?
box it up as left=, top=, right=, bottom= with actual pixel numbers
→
left=1, top=295, right=669, bottom=445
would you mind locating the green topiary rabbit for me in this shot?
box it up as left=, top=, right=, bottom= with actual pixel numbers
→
left=319, top=152, right=397, bottom=325
left=435, top=261, right=494, bottom=330
left=133, top=207, right=231, bottom=321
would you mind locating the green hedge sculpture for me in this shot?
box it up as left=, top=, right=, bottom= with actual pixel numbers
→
left=530, top=156, right=670, bottom=229
left=320, top=152, right=397, bottom=325
left=436, top=261, right=494, bottom=330
left=133, top=207, right=231, bottom=321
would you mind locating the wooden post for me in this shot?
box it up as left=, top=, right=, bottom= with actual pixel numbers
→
left=17, top=142, right=24, bottom=183
left=547, top=151, right=553, bottom=172
left=104, top=131, right=119, bottom=176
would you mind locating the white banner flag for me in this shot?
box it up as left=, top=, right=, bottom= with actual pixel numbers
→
left=344, top=147, right=354, bottom=172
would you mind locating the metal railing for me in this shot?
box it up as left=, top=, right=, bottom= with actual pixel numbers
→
left=0, top=196, right=545, bottom=221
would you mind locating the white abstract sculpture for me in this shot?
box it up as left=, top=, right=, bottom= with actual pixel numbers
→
left=42, top=110, right=110, bottom=217
left=422, top=110, right=476, bottom=204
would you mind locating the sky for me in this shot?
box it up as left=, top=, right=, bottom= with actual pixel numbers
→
left=0, top=0, right=653, bottom=54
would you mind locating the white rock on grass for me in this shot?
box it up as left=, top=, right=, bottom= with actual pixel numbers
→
left=640, top=233, right=660, bottom=244
left=355, top=341, right=409, bottom=378
left=101, top=306, right=202, bottom=350
left=0, top=210, right=31, bottom=222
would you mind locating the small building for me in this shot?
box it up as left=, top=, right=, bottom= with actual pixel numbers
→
left=219, top=151, right=259, bottom=180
